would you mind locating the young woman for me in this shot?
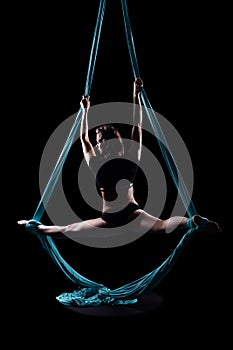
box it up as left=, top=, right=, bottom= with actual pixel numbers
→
left=18, top=78, right=221, bottom=237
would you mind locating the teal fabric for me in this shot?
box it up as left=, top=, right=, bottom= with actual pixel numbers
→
left=27, top=0, right=198, bottom=307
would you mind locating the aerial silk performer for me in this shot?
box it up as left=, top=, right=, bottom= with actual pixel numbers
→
left=17, top=0, right=221, bottom=307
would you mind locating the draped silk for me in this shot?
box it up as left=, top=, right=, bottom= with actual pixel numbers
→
left=26, top=0, right=197, bottom=307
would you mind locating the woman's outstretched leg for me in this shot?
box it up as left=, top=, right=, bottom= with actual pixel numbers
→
left=17, top=217, right=113, bottom=238
left=128, top=210, right=222, bottom=234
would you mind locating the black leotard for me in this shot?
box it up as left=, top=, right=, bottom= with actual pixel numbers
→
left=102, top=202, right=140, bottom=226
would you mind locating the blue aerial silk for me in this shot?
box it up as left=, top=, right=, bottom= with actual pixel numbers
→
left=26, top=0, right=198, bottom=307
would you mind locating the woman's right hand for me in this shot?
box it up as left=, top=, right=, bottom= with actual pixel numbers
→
left=80, top=95, right=90, bottom=110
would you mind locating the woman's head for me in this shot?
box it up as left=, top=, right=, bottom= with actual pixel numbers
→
left=96, top=124, right=124, bottom=158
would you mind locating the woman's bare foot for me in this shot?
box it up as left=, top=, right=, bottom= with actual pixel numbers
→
left=17, top=219, right=66, bottom=239
left=17, top=220, right=29, bottom=225
left=193, top=215, right=222, bottom=233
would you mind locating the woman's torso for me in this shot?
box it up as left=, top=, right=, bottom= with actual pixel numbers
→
left=89, top=155, right=139, bottom=212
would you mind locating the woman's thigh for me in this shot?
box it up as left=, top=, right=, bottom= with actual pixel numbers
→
left=127, top=209, right=165, bottom=233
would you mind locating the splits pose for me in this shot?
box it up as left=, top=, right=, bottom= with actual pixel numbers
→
left=18, top=78, right=221, bottom=237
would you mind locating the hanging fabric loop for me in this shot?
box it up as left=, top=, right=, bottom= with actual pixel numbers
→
left=26, top=0, right=198, bottom=307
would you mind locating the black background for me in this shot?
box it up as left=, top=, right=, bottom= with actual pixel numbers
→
left=11, top=0, right=228, bottom=347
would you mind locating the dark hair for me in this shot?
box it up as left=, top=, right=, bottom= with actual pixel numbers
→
left=96, top=124, right=124, bottom=155
left=96, top=125, right=121, bottom=143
